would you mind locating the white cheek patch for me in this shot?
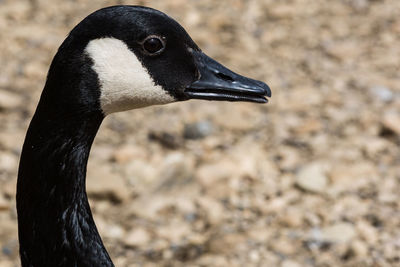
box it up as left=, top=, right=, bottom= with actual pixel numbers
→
left=85, top=38, right=175, bottom=115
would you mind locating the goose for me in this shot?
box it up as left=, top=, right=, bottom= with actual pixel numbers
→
left=16, top=5, right=271, bottom=267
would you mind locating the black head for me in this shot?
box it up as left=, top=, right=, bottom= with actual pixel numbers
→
left=48, top=5, right=271, bottom=114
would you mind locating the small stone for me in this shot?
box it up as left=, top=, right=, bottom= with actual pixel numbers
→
left=148, top=131, right=181, bottom=149
left=279, top=208, right=304, bottom=227
left=208, top=233, right=246, bottom=254
left=304, top=212, right=322, bottom=226
left=196, top=160, right=236, bottom=187
left=214, top=106, right=259, bottom=131
left=271, top=238, right=296, bottom=255
left=0, top=153, right=18, bottom=173
left=382, top=110, right=400, bottom=135
left=281, top=260, right=302, bottom=267
left=183, top=121, right=214, bottom=139
left=0, top=194, right=9, bottom=211
left=125, top=159, right=158, bottom=189
left=155, top=152, right=194, bottom=191
left=2, top=180, right=16, bottom=198
left=369, top=86, right=393, bottom=102
left=320, top=222, right=356, bottom=243
left=162, top=249, right=174, bottom=260
left=0, top=90, right=22, bottom=110
left=349, top=0, right=369, bottom=11
left=197, top=197, right=225, bottom=224
left=350, top=239, right=368, bottom=257
left=1, top=239, right=18, bottom=258
left=86, top=145, right=113, bottom=162
left=187, top=233, right=207, bottom=245
left=23, top=61, right=46, bottom=79
left=157, top=223, right=191, bottom=244
left=356, top=220, right=378, bottom=244
left=248, top=227, right=273, bottom=243
left=0, top=132, right=24, bottom=151
left=124, top=228, right=151, bottom=247
left=378, top=177, right=397, bottom=204
left=295, top=163, right=328, bottom=193
left=0, top=260, right=14, bottom=267
left=276, top=146, right=301, bottom=171
left=294, top=118, right=322, bottom=135
left=249, top=250, right=260, bottom=262
left=361, top=137, right=389, bottom=157
left=197, top=255, right=229, bottom=266
left=86, top=166, right=130, bottom=203
left=103, top=224, right=125, bottom=240
left=112, top=258, right=128, bottom=267
left=264, top=197, right=288, bottom=213
left=269, top=4, right=297, bottom=18
left=112, top=145, right=144, bottom=164
left=323, top=41, right=360, bottom=61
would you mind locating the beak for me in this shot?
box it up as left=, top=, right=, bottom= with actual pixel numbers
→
left=184, top=51, right=271, bottom=103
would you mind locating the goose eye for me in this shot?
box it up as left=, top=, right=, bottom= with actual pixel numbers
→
left=143, top=36, right=165, bottom=55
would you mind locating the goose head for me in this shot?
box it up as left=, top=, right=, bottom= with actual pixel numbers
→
left=17, top=6, right=272, bottom=266
left=48, top=5, right=270, bottom=115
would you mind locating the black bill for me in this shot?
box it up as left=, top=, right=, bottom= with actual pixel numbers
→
left=184, top=51, right=271, bottom=103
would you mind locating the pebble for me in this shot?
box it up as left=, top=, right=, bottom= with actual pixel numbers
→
left=0, top=194, right=9, bottom=211
left=0, top=152, right=18, bottom=173
left=318, top=222, right=356, bottom=244
left=249, top=250, right=260, bottom=262
left=197, top=255, right=229, bottom=266
left=279, top=208, right=304, bottom=227
left=0, top=132, right=24, bottom=151
left=2, top=180, right=16, bottom=198
left=350, top=239, right=368, bottom=257
left=248, top=228, right=273, bottom=243
left=125, top=159, right=158, bottom=188
left=323, top=41, right=360, bottom=61
left=183, top=121, right=214, bottom=139
left=148, top=131, right=181, bottom=149
left=281, top=260, right=302, bottom=267
left=208, top=233, right=247, bottom=254
left=157, top=223, right=191, bottom=244
left=382, top=110, right=400, bottom=135
left=155, top=152, right=194, bottom=191
left=277, top=146, right=301, bottom=171
left=196, top=160, right=236, bottom=187
left=214, top=106, right=259, bottom=131
left=0, top=90, right=22, bottom=110
left=0, top=260, right=14, bottom=267
left=124, top=228, right=151, bottom=247
left=86, top=166, right=130, bottom=203
left=103, top=224, right=125, bottom=240
left=356, top=220, right=378, bottom=244
left=295, top=163, right=328, bottom=193
left=112, top=145, right=144, bottom=164
left=271, top=238, right=296, bottom=255
left=369, top=86, right=394, bottom=102
left=197, top=197, right=224, bottom=224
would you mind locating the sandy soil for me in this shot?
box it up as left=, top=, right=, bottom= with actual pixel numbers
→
left=0, top=0, right=399, bottom=266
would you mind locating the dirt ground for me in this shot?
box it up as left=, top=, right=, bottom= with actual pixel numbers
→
left=0, top=0, right=399, bottom=266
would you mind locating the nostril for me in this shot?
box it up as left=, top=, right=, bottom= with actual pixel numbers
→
left=215, top=72, right=234, bottom=82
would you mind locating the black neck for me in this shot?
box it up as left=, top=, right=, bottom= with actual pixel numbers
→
left=16, top=106, right=113, bottom=267
left=17, top=45, right=114, bottom=266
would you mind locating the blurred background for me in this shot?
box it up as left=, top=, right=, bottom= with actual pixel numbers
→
left=0, top=0, right=399, bottom=266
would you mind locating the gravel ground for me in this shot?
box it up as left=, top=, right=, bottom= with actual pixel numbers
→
left=1, top=0, right=400, bottom=266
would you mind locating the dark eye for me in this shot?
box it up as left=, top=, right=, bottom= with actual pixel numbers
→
left=142, top=36, right=165, bottom=55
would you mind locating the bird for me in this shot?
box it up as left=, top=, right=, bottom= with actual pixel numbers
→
left=16, top=5, right=271, bottom=267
